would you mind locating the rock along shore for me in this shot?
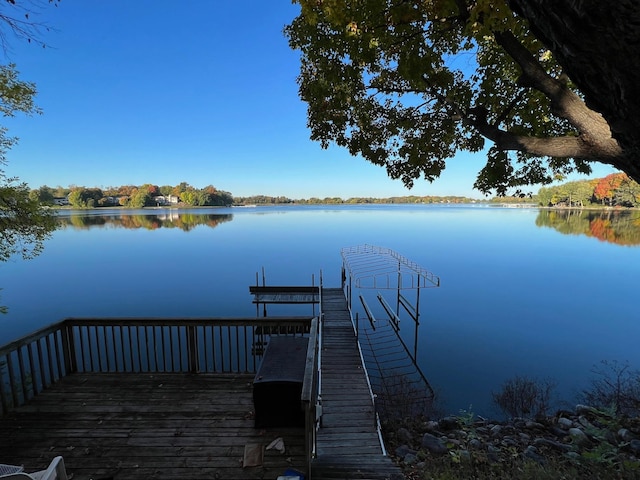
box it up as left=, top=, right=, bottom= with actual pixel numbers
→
left=385, top=404, right=640, bottom=476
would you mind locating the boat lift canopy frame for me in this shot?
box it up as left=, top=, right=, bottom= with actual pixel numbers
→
left=341, top=244, right=440, bottom=291
left=340, top=244, right=440, bottom=364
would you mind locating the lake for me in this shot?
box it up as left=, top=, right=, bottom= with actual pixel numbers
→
left=2, top=204, right=639, bottom=417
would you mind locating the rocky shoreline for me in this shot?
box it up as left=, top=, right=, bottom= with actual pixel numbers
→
left=385, top=404, right=640, bottom=478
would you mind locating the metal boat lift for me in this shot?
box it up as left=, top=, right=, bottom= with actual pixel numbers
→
left=340, top=244, right=440, bottom=417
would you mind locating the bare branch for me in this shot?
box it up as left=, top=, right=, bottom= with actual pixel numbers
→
left=0, top=0, right=59, bottom=56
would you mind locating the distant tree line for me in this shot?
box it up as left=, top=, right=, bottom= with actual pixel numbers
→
left=537, top=173, right=640, bottom=208
left=233, top=195, right=479, bottom=205
left=35, top=176, right=640, bottom=209
left=29, top=183, right=234, bottom=208
left=31, top=186, right=484, bottom=208
left=233, top=195, right=295, bottom=205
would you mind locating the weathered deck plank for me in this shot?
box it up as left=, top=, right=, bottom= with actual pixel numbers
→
left=0, top=373, right=306, bottom=480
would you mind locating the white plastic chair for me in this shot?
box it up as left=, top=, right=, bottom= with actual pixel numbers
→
left=0, top=457, right=68, bottom=480
left=0, top=465, right=23, bottom=477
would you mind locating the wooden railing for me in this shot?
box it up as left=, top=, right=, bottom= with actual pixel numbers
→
left=302, top=316, right=320, bottom=475
left=0, top=322, right=69, bottom=417
left=0, top=316, right=313, bottom=417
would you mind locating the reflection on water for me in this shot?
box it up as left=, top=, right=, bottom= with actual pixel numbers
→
left=58, top=207, right=640, bottom=245
left=536, top=209, right=640, bottom=246
left=57, top=210, right=234, bottom=232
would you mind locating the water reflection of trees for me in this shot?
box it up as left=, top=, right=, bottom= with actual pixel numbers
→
left=536, top=209, right=640, bottom=246
left=58, top=212, right=234, bottom=232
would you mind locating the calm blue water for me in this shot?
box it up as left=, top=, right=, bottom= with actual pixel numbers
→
left=2, top=204, right=639, bottom=416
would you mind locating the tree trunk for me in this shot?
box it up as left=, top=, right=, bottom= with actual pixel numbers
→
left=509, top=0, right=640, bottom=181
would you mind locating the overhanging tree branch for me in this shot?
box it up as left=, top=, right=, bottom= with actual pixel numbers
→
left=287, top=0, right=640, bottom=192
left=493, top=30, right=620, bottom=157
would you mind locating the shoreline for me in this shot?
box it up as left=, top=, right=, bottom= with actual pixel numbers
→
left=50, top=203, right=640, bottom=211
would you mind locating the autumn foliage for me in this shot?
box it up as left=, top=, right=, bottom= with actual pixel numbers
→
left=594, top=173, right=627, bottom=205
left=538, top=174, right=640, bottom=207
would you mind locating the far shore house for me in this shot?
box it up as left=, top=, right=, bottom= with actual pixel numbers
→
left=53, top=197, right=70, bottom=206
left=153, top=195, right=180, bottom=206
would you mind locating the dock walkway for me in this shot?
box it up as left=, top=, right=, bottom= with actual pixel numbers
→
left=312, top=288, right=403, bottom=480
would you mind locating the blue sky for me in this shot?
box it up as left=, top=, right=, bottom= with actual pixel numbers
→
left=2, top=1, right=618, bottom=199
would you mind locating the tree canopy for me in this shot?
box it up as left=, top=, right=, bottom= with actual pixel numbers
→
left=537, top=173, right=640, bottom=208
left=0, top=63, right=55, bottom=264
left=285, top=0, right=639, bottom=195
left=49, top=182, right=235, bottom=208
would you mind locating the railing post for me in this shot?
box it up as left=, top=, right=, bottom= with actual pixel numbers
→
left=302, top=317, right=320, bottom=476
left=187, top=325, right=198, bottom=373
left=414, top=279, right=421, bottom=361
left=0, top=355, right=9, bottom=414
left=355, top=312, right=359, bottom=340
left=61, top=323, right=77, bottom=375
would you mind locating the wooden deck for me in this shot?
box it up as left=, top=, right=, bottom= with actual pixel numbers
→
left=312, top=288, right=403, bottom=480
left=0, top=288, right=405, bottom=480
left=0, top=373, right=306, bottom=480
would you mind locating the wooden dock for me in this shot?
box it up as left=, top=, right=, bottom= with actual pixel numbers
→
left=312, top=288, right=403, bottom=480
